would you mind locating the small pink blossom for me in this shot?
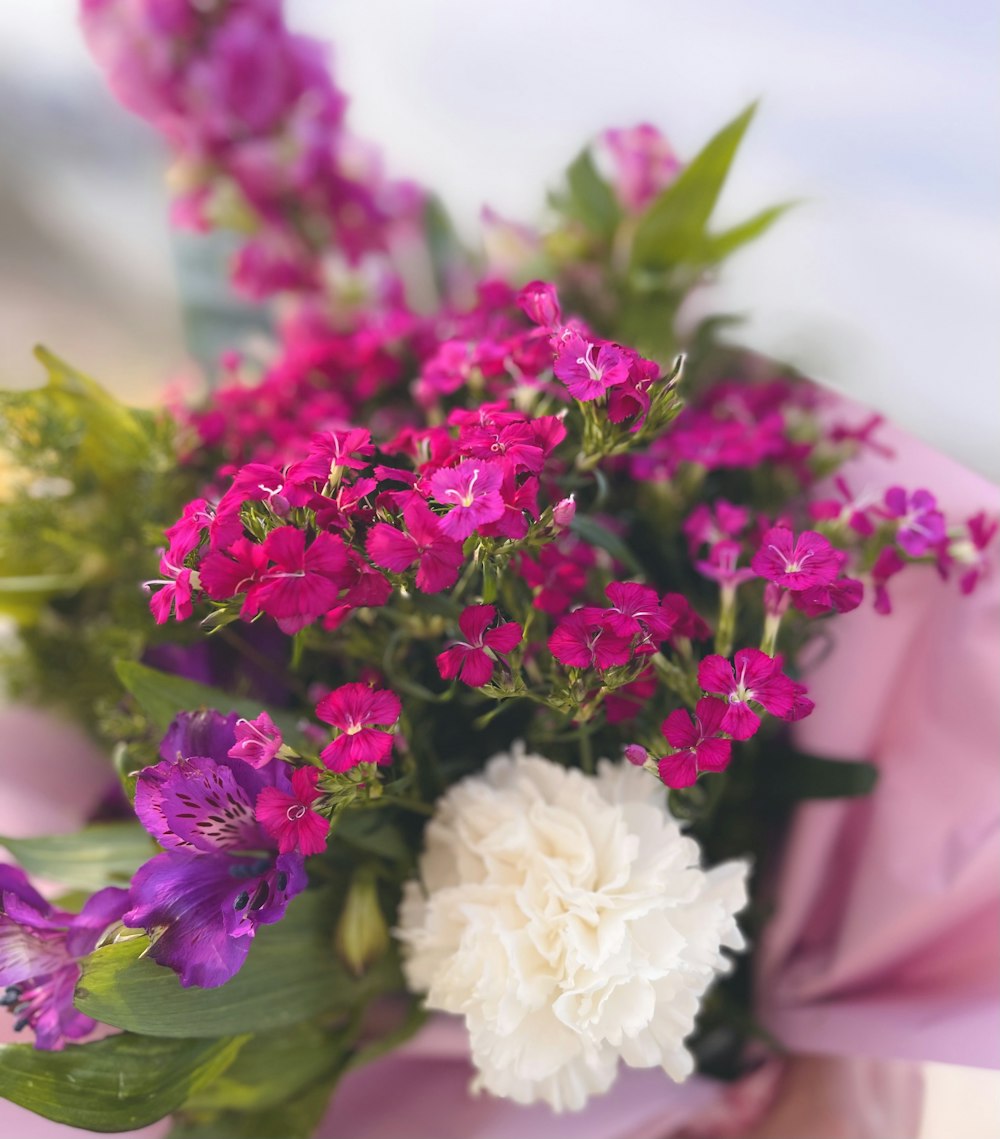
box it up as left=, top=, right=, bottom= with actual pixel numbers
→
left=882, top=487, right=946, bottom=557
left=751, top=527, right=841, bottom=592
left=602, top=123, right=681, bottom=213
left=548, top=610, right=633, bottom=670
left=228, top=712, right=282, bottom=768
left=657, top=698, right=732, bottom=788
left=436, top=605, right=523, bottom=687
left=697, top=649, right=799, bottom=740
left=603, top=582, right=674, bottom=643
left=248, top=527, right=349, bottom=635
left=428, top=459, right=505, bottom=540
left=255, top=767, right=328, bottom=856
left=694, top=541, right=758, bottom=591
left=366, top=497, right=464, bottom=593
left=145, top=553, right=193, bottom=625
left=316, top=683, right=401, bottom=772
left=553, top=332, right=631, bottom=401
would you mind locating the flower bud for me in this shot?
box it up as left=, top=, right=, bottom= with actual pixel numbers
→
left=335, top=868, right=389, bottom=976
left=516, top=280, right=562, bottom=328
left=552, top=495, right=576, bottom=531
left=624, top=743, right=649, bottom=766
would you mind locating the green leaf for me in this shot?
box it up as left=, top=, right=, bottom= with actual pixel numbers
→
left=333, top=810, right=414, bottom=869
left=630, top=103, right=757, bottom=269
left=570, top=514, right=644, bottom=575
left=561, top=148, right=622, bottom=236
left=767, top=751, right=879, bottom=800
left=170, top=1076, right=340, bottom=1139
left=28, top=348, right=154, bottom=482
left=0, top=1033, right=244, bottom=1132
left=76, top=888, right=404, bottom=1038
left=694, top=202, right=795, bottom=263
left=182, top=1023, right=350, bottom=1113
left=0, top=822, right=152, bottom=891
left=113, top=659, right=304, bottom=744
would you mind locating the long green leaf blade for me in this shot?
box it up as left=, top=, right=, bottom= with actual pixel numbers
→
left=0, top=1033, right=244, bottom=1133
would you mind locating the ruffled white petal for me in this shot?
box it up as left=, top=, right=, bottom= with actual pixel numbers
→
left=395, top=748, right=749, bottom=1112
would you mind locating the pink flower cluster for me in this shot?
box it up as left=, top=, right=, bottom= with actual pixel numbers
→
left=82, top=0, right=420, bottom=300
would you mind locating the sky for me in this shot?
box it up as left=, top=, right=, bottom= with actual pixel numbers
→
left=1, top=0, right=997, bottom=478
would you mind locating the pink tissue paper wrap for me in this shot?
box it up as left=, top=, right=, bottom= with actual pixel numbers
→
left=1, top=409, right=995, bottom=1138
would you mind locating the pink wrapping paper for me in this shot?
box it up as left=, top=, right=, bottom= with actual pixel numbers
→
left=757, top=415, right=1000, bottom=1071
left=5, top=410, right=995, bottom=1136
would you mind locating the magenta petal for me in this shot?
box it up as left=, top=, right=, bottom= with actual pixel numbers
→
left=436, top=645, right=465, bottom=682
left=458, top=604, right=496, bottom=645
left=696, top=737, right=732, bottom=773
left=657, top=752, right=699, bottom=789
left=697, top=655, right=737, bottom=696
left=694, top=696, right=727, bottom=736
left=484, top=621, right=523, bottom=654
left=721, top=701, right=761, bottom=741
left=414, top=542, right=463, bottom=592
left=456, top=649, right=494, bottom=687
left=320, top=728, right=394, bottom=772
left=661, top=708, right=698, bottom=750
left=366, top=523, right=417, bottom=572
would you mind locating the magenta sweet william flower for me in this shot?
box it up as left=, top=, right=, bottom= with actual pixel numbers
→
left=246, top=526, right=349, bottom=634
left=694, top=541, right=758, bottom=591
left=602, top=123, right=681, bottom=213
left=0, top=866, right=129, bottom=1049
left=228, top=712, right=283, bottom=768
left=683, top=501, right=751, bottom=554
left=553, top=333, right=631, bottom=401
left=657, top=698, right=733, bottom=788
left=256, top=767, right=328, bottom=856
left=428, top=459, right=505, bottom=540
left=603, top=582, right=675, bottom=643
left=792, top=575, right=864, bottom=617
left=948, top=512, right=998, bottom=595
left=315, top=683, right=402, bottom=772
left=366, top=496, right=464, bottom=593
left=145, top=552, right=194, bottom=625
left=548, top=609, right=633, bottom=670
left=436, top=605, right=523, bottom=687
left=697, top=648, right=799, bottom=740
left=751, top=527, right=841, bottom=591
left=882, top=487, right=946, bottom=557
left=199, top=536, right=269, bottom=604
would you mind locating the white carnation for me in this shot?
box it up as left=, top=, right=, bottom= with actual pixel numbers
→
left=396, top=747, right=749, bottom=1112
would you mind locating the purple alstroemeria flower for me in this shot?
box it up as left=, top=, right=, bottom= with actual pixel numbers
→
left=123, top=711, right=308, bottom=989
left=0, top=865, right=129, bottom=1050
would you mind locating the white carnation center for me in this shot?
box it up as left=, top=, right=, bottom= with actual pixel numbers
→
left=396, top=749, right=749, bottom=1111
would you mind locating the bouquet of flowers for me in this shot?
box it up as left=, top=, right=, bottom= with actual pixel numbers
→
left=1, top=3, right=997, bottom=1137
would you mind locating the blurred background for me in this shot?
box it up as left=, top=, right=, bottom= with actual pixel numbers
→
left=0, top=0, right=997, bottom=478
left=0, top=3, right=998, bottom=1133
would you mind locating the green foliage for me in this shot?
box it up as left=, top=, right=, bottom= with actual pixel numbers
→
left=114, top=659, right=305, bottom=744
left=630, top=103, right=759, bottom=270
left=75, top=887, right=403, bottom=1038
left=0, top=1033, right=245, bottom=1132
left=0, top=349, right=193, bottom=729
left=0, top=822, right=153, bottom=891
left=560, top=147, right=623, bottom=237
